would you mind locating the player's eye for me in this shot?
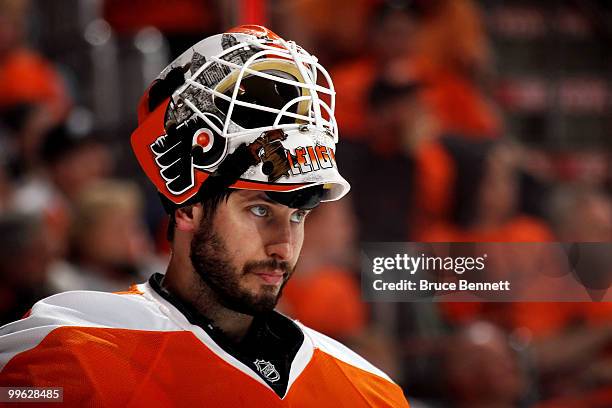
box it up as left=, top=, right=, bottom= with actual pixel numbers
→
left=249, top=205, right=269, bottom=217
left=290, top=210, right=308, bottom=224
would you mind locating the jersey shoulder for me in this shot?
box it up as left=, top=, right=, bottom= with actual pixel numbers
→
left=0, top=286, right=179, bottom=373
left=297, top=322, right=393, bottom=383
left=1, top=285, right=173, bottom=335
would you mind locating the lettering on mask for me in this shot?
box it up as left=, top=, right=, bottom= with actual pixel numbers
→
left=286, top=144, right=336, bottom=176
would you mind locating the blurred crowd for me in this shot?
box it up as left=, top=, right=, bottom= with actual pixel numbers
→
left=0, top=0, right=610, bottom=407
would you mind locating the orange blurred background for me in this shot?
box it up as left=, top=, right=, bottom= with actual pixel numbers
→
left=0, top=1, right=610, bottom=406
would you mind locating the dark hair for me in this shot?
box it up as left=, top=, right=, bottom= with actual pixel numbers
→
left=40, top=123, right=96, bottom=165
left=166, top=188, right=236, bottom=242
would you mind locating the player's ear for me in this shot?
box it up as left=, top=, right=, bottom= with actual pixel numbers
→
left=174, top=204, right=203, bottom=233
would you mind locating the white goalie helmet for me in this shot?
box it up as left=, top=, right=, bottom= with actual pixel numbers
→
left=131, top=25, right=350, bottom=210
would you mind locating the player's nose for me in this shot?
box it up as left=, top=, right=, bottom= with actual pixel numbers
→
left=264, top=219, right=294, bottom=261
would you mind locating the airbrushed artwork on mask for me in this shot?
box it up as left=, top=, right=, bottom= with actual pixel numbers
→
left=150, top=113, right=227, bottom=195
left=244, top=129, right=337, bottom=182
left=221, top=34, right=256, bottom=64
left=150, top=123, right=338, bottom=197
left=166, top=35, right=263, bottom=130
left=190, top=114, right=227, bottom=169
left=150, top=120, right=195, bottom=196
left=287, top=144, right=335, bottom=176
left=245, top=129, right=292, bottom=182
left=166, top=55, right=220, bottom=127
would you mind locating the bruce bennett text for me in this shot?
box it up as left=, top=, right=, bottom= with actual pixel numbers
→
left=373, top=280, right=511, bottom=291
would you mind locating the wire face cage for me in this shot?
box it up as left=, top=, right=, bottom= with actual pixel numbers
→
left=168, top=32, right=337, bottom=143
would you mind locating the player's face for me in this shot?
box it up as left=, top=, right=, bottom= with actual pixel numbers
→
left=190, top=190, right=308, bottom=315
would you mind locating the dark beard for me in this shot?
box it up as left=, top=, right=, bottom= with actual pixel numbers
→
left=189, top=215, right=293, bottom=316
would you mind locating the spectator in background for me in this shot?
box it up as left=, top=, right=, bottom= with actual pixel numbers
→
left=10, top=122, right=113, bottom=258
left=48, top=179, right=161, bottom=293
left=330, top=0, right=500, bottom=142
left=411, top=0, right=501, bottom=138
left=341, top=73, right=421, bottom=242
left=0, top=0, right=70, bottom=175
left=331, top=2, right=419, bottom=141
left=0, top=212, right=53, bottom=326
left=37, top=123, right=112, bottom=204
left=417, top=139, right=553, bottom=243
left=441, top=322, right=528, bottom=408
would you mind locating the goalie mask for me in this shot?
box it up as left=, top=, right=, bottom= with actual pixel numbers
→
left=131, top=25, right=350, bottom=211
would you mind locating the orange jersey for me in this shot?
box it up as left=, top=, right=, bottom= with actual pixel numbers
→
left=0, top=281, right=409, bottom=407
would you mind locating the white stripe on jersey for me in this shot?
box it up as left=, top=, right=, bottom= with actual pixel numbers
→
left=298, top=323, right=394, bottom=383
left=1, top=281, right=394, bottom=391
